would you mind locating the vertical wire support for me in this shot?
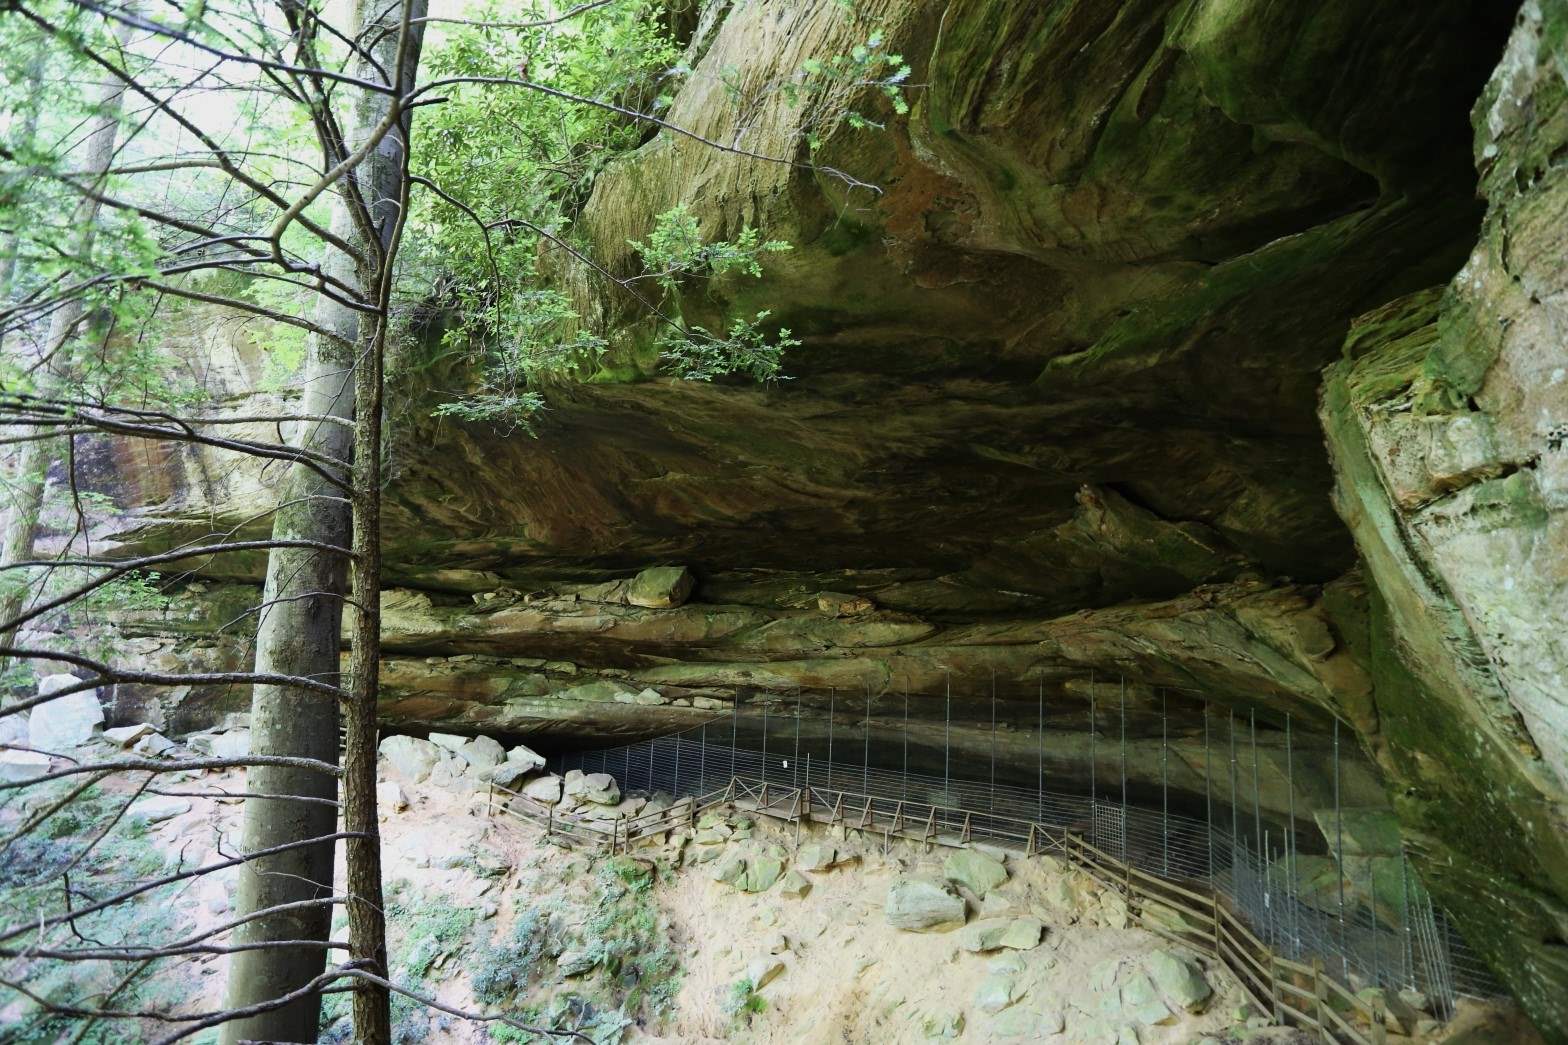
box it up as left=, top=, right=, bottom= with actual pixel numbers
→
left=1160, top=688, right=1169, bottom=876
left=1203, top=702, right=1214, bottom=881
left=1119, top=674, right=1127, bottom=815
left=700, top=724, right=707, bottom=796
left=1037, top=675, right=1045, bottom=825
left=762, top=700, right=769, bottom=788
left=862, top=686, right=871, bottom=796
left=1089, top=668, right=1097, bottom=807
left=1229, top=710, right=1240, bottom=861
left=1401, top=848, right=1416, bottom=988
left=1285, top=712, right=1298, bottom=952
left=1335, top=717, right=1348, bottom=978
left=902, top=679, right=910, bottom=803
left=731, top=695, right=738, bottom=782
left=943, top=670, right=951, bottom=799
left=674, top=733, right=681, bottom=796
left=1250, top=708, right=1263, bottom=861
left=1370, top=856, right=1382, bottom=987
left=793, top=689, right=801, bottom=789
left=828, top=687, right=836, bottom=790
left=989, top=668, right=998, bottom=814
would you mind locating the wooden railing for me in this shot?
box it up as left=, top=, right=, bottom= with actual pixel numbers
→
left=483, top=774, right=1389, bottom=1043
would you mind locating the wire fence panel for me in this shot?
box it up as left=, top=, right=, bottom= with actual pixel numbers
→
left=548, top=709, right=1504, bottom=1018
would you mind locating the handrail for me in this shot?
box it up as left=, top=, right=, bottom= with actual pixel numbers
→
left=484, top=770, right=1385, bottom=1043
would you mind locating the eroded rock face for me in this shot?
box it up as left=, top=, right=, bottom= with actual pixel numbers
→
left=1318, top=3, right=1568, bottom=1033
left=30, top=0, right=1558, bottom=1030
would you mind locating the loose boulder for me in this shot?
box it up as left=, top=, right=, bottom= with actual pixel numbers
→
left=886, top=875, right=966, bottom=932
left=944, top=849, right=1008, bottom=898
left=797, top=843, right=841, bottom=871
left=779, top=870, right=813, bottom=899
left=960, top=916, right=1043, bottom=953
left=380, top=734, right=441, bottom=784
left=521, top=774, right=563, bottom=804
left=626, top=565, right=694, bottom=608
left=28, top=675, right=103, bottom=750
left=740, top=856, right=784, bottom=893
left=746, top=956, right=786, bottom=991
left=505, top=743, right=546, bottom=773
left=456, top=734, right=505, bottom=772
left=104, top=723, right=155, bottom=747
left=975, top=973, right=1021, bottom=1015
left=1144, top=949, right=1212, bottom=1014
left=562, top=769, right=620, bottom=805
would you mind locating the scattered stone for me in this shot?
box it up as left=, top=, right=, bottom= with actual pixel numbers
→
left=1099, top=891, right=1130, bottom=929
left=797, top=843, right=840, bottom=870
left=130, top=796, right=191, bottom=823
left=504, top=743, right=546, bottom=772
left=28, top=675, right=103, bottom=750
left=208, top=730, right=250, bottom=759
left=104, top=723, right=155, bottom=747
left=944, top=849, right=1008, bottom=898
left=626, top=565, right=694, bottom=608
left=740, top=855, right=783, bottom=893
left=379, top=735, right=441, bottom=784
left=960, top=916, right=1044, bottom=952
left=562, top=769, right=620, bottom=805
left=0, top=749, right=50, bottom=782
left=886, top=875, right=966, bottom=932
left=376, top=780, right=408, bottom=812
left=711, top=853, right=747, bottom=886
left=779, top=870, right=812, bottom=899
left=992, top=1007, right=1065, bottom=1038
left=1000, top=916, right=1044, bottom=950
left=1143, top=949, right=1212, bottom=1013
left=557, top=951, right=596, bottom=977
left=746, top=955, right=785, bottom=991
left=632, top=687, right=665, bottom=706
left=521, top=774, right=563, bottom=804
left=766, top=933, right=791, bottom=954
left=920, top=1009, right=964, bottom=1040
left=975, top=972, right=1021, bottom=1014
left=456, top=735, right=505, bottom=772
left=427, top=732, right=468, bottom=752
left=133, top=732, right=179, bottom=757
left=490, top=761, right=533, bottom=788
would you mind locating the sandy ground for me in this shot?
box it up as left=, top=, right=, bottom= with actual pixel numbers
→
left=45, top=762, right=1447, bottom=1044
left=650, top=817, right=1249, bottom=1044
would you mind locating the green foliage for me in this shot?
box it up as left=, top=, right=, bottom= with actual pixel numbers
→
left=723, top=977, right=767, bottom=1025
left=576, top=857, right=679, bottom=1019
left=630, top=206, right=797, bottom=384
left=0, top=782, right=188, bottom=1044
left=789, top=30, right=913, bottom=151
left=628, top=205, right=793, bottom=292
left=471, top=906, right=552, bottom=1005
left=408, top=0, right=681, bottom=429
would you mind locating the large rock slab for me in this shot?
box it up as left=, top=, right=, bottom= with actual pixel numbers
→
left=886, top=875, right=965, bottom=932
left=379, top=734, right=441, bottom=784
left=562, top=769, right=620, bottom=805
left=28, top=675, right=103, bottom=750
left=627, top=566, right=695, bottom=608
left=1143, top=949, right=1212, bottom=1013
left=944, top=849, right=1008, bottom=898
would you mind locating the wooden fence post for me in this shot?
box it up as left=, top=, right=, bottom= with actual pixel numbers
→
left=1311, top=958, right=1326, bottom=1039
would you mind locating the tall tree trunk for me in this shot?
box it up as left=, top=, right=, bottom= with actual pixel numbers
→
left=0, top=25, right=131, bottom=682
left=221, top=0, right=424, bottom=1040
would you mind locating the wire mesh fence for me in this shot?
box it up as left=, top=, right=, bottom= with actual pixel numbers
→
left=549, top=706, right=1504, bottom=1020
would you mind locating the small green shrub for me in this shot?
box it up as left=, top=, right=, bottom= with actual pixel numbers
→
left=472, top=906, right=551, bottom=1005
